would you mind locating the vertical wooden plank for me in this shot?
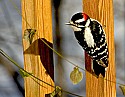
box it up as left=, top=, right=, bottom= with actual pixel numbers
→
left=22, top=0, right=54, bottom=97
left=83, top=0, right=116, bottom=97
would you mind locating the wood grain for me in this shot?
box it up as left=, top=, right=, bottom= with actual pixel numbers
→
left=83, top=0, right=116, bottom=97
left=22, top=0, right=54, bottom=97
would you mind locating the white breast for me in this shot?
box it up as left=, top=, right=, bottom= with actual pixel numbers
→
left=84, top=27, right=94, bottom=48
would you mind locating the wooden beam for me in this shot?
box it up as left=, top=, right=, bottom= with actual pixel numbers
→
left=22, top=0, right=54, bottom=97
left=83, top=0, right=116, bottom=97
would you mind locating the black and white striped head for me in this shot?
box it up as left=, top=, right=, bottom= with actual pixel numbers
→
left=66, top=12, right=91, bottom=31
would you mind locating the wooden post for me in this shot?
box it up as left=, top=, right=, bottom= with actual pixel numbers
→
left=22, top=0, right=54, bottom=97
left=83, top=0, right=116, bottom=97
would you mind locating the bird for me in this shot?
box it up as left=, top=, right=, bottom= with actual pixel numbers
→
left=66, top=12, right=109, bottom=77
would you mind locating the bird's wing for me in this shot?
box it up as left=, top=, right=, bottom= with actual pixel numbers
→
left=88, top=18, right=109, bottom=67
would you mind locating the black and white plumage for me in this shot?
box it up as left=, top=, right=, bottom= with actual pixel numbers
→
left=66, top=12, right=109, bottom=77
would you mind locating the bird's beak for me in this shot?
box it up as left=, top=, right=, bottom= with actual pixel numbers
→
left=65, top=22, right=72, bottom=25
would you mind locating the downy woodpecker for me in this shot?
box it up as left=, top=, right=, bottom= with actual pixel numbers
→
left=66, top=12, right=109, bottom=77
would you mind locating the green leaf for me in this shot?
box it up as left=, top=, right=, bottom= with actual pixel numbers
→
left=119, top=85, right=125, bottom=96
left=49, top=86, right=62, bottom=97
left=70, top=66, right=83, bottom=84
left=23, top=29, right=36, bottom=44
left=19, top=69, right=31, bottom=78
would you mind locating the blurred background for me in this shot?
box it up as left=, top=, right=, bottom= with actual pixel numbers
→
left=0, top=0, right=124, bottom=97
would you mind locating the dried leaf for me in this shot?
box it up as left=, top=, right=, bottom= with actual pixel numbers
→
left=23, top=29, right=36, bottom=44
left=119, top=85, right=125, bottom=96
left=48, top=86, right=62, bottom=97
left=70, top=66, right=83, bottom=84
left=19, top=69, right=31, bottom=78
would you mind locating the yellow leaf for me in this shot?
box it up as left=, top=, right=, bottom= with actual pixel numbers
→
left=23, top=29, right=36, bottom=44
left=119, top=85, right=125, bottom=96
left=70, top=66, right=83, bottom=84
left=47, top=86, right=62, bottom=97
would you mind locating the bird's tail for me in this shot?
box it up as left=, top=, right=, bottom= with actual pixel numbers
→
left=93, top=60, right=106, bottom=77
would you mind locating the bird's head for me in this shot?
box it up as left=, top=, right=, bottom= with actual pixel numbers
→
left=66, top=12, right=90, bottom=31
